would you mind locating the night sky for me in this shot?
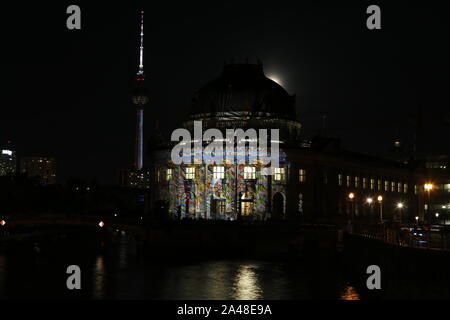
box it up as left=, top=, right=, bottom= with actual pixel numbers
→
left=1, top=1, right=449, bottom=185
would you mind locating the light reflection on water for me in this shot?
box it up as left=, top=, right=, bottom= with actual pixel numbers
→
left=93, top=255, right=105, bottom=299
left=0, top=255, right=4, bottom=296
left=339, top=284, right=361, bottom=300
left=118, top=235, right=128, bottom=270
left=232, top=264, right=262, bottom=300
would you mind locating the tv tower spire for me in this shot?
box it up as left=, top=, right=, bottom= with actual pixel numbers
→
left=137, top=10, right=145, bottom=78
left=132, top=10, right=149, bottom=171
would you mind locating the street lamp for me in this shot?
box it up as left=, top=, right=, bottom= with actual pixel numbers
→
left=435, top=212, right=440, bottom=224
left=366, top=197, right=373, bottom=204
left=397, top=202, right=404, bottom=223
left=424, top=183, right=433, bottom=223
left=415, top=216, right=419, bottom=225
left=377, top=195, right=383, bottom=223
left=348, top=193, right=355, bottom=221
left=0, top=220, right=5, bottom=226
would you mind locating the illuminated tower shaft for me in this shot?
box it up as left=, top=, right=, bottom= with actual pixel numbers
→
left=135, top=108, right=144, bottom=170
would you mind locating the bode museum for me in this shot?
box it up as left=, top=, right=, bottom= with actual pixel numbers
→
left=147, top=62, right=449, bottom=223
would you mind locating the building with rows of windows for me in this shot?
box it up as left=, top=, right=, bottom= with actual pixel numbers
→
left=148, top=62, right=446, bottom=223
left=0, top=149, right=16, bottom=177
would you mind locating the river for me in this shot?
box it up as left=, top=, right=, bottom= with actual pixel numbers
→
left=0, top=231, right=361, bottom=300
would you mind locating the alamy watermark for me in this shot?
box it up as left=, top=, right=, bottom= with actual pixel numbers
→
left=171, top=121, right=280, bottom=175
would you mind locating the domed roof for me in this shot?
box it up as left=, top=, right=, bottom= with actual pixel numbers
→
left=189, top=63, right=296, bottom=119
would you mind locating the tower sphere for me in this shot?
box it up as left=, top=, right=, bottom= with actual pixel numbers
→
left=132, top=84, right=149, bottom=107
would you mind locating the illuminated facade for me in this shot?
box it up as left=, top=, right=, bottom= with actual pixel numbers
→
left=0, top=149, right=16, bottom=176
left=150, top=62, right=302, bottom=220
left=149, top=62, right=438, bottom=223
left=20, top=156, right=56, bottom=184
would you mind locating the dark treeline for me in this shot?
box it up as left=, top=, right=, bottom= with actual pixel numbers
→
left=0, top=175, right=146, bottom=218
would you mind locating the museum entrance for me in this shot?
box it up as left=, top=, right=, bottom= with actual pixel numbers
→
left=272, top=192, right=284, bottom=219
left=211, top=198, right=226, bottom=219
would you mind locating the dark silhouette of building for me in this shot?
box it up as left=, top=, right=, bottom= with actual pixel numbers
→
left=19, top=156, right=56, bottom=185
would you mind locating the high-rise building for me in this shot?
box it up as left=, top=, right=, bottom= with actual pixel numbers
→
left=121, top=11, right=150, bottom=189
left=120, top=169, right=151, bottom=189
left=0, top=149, right=16, bottom=176
left=132, top=10, right=148, bottom=171
left=20, top=156, right=56, bottom=185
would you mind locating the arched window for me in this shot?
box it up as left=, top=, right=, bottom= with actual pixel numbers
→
left=298, top=193, right=304, bottom=215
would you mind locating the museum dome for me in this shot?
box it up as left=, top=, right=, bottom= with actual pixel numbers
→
left=188, top=62, right=296, bottom=120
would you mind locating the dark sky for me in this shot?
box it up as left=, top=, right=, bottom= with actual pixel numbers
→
left=1, top=1, right=449, bottom=185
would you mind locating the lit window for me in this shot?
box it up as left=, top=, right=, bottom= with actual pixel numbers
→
left=241, top=202, right=253, bottom=215
left=274, top=168, right=286, bottom=181
left=414, top=185, right=418, bottom=195
left=346, top=175, right=351, bottom=187
left=378, top=179, right=382, bottom=191
left=338, top=174, right=343, bottom=186
left=362, top=177, right=367, bottom=189
left=213, top=166, right=225, bottom=180
left=244, top=166, right=256, bottom=179
left=370, top=178, right=375, bottom=190
left=354, top=176, right=359, bottom=188
left=397, top=182, right=402, bottom=193
left=391, top=181, right=395, bottom=192
left=299, top=169, right=306, bottom=182
left=166, top=168, right=172, bottom=181
left=385, top=181, right=389, bottom=192
left=404, top=183, right=408, bottom=194
left=443, top=184, right=450, bottom=193
left=186, top=167, right=195, bottom=180
left=298, top=193, right=304, bottom=214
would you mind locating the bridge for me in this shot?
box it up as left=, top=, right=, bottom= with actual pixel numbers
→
left=0, top=214, right=146, bottom=241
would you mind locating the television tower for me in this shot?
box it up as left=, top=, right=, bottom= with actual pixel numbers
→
left=132, top=10, right=148, bottom=171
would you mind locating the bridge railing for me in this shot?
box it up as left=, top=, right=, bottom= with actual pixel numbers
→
left=351, top=222, right=450, bottom=251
